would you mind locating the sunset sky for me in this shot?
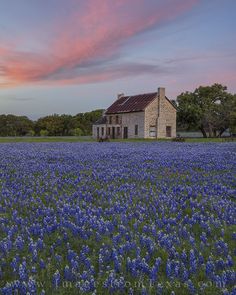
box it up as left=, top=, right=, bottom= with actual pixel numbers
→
left=0, top=0, right=235, bottom=119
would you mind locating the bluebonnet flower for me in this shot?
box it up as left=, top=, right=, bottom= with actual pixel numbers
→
left=32, top=249, right=38, bottom=262
left=64, top=265, right=73, bottom=281
left=200, top=232, right=207, bottom=243
left=187, top=279, right=195, bottom=295
left=15, top=236, right=24, bottom=250
left=28, top=277, right=37, bottom=294
left=52, top=270, right=61, bottom=288
left=39, top=259, right=46, bottom=269
left=0, top=142, right=235, bottom=294
left=182, top=268, right=189, bottom=282
left=231, top=286, right=236, bottom=295
left=31, top=266, right=37, bottom=274
left=19, top=262, right=28, bottom=281
left=166, top=259, right=172, bottom=278
left=181, top=249, right=187, bottom=263
left=232, top=232, right=236, bottom=240
left=37, top=238, right=44, bottom=250
left=10, top=258, right=18, bottom=273
left=141, top=287, right=148, bottom=295
left=206, top=260, right=215, bottom=278
left=1, top=283, right=13, bottom=295
left=226, top=255, right=233, bottom=267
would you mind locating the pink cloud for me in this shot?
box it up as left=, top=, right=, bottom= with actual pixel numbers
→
left=0, top=0, right=200, bottom=87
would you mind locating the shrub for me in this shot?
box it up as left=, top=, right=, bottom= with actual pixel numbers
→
left=40, top=129, right=49, bottom=136
left=172, top=136, right=185, bottom=142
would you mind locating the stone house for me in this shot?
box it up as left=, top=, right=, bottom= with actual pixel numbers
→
left=92, top=87, right=176, bottom=139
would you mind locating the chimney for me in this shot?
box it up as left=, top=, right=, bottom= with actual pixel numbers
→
left=117, top=93, right=124, bottom=100
left=158, top=87, right=165, bottom=100
left=157, top=87, right=165, bottom=117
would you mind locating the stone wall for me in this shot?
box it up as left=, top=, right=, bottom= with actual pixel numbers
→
left=144, top=97, right=158, bottom=138
left=121, top=111, right=145, bottom=138
left=156, top=87, right=176, bottom=138
left=92, top=111, right=145, bottom=139
left=164, top=99, right=176, bottom=138
left=144, top=88, right=176, bottom=138
left=92, top=124, right=106, bottom=139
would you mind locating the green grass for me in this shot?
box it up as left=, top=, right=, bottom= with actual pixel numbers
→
left=184, top=137, right=234, bottom=143
left=0, top=136, right=94, bottom=143
left=0, top=136, right=233, bottom=143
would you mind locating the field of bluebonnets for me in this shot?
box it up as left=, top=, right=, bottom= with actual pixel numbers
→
left=0, top=142, right=235, bottom=295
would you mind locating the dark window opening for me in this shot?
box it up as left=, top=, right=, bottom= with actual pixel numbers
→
left=109, top=116, right=112, bottom=124
left=112, top=127, right=115, bottom=139
left=135, top=125, right=138, bottom=135
left=116, top=115, right=119, bottom=124
left=101, top=127, right=104, bottom=136
left=123, top=127, right=128, bottom=139
left=166, top=126, right=172, bottom=137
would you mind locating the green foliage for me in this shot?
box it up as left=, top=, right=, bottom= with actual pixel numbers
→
left=26, top=129, right=35, bottom=136
left=177, top=84, right=236, bottom=137
left=73, top=109, right=103, bottom=135
left=0, top=109, right=103, bottom=137
left=72, top=127, right=83, bottom=136
left=34, top=110, right=103, bottom=136
left=40, top=129, right=49, bottom=136
left=35, top=114, right=71, bottom=136
left=229, top=95, right=236, bottom=135
left=0, top=114, right=33, bottom=136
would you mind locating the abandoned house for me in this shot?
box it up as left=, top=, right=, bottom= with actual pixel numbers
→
left=92, top=87, right=176, bottom=139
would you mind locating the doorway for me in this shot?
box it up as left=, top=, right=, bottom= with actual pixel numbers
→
left=123, top=127, right=128, bottom=139
left=112, top=127, right=115, bottom=139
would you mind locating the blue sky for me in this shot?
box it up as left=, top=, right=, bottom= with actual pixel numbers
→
left=0, top=0, right=235, bottom=119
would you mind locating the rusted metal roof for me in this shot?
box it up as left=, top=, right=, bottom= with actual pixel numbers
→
left=94, top=116, right=107, bottom=125
left=105, top=92, right=157, bottom=114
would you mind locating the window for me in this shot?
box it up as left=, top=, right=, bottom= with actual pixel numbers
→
left=166, top=126, right=172, bottom=137
left=149, top=126, right=156, bottom=137
left=97, top=127, right=99, bottom=138
left=135, top=125, right=138, bottom=135
left=101, top=127, right=104, bottom=136
left=116, top=115, right=119, bottom=124
left=109, top=116, right=112, bottom=124
left=108, top=127, right=110, bottom=135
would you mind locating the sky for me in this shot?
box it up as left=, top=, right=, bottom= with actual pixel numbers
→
left=0, top=0, right=236, bottom=119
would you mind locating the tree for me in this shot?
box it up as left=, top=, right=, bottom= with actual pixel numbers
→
left=15, top=116, right=34, bottom=136
left=73, top=109, right=103, bottom=135
left=73, top=127, right=83, bottom=136
left=60, top=114, right=76, bottom=136
left=33, top=110, right=103, bottom=136
left=0, top=114, right=33, bottom=136
left=35, top=114, right=65, bottom=136
left=177, top=84, right=235, bottom=137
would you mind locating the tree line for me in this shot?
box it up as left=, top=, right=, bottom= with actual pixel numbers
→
left=0, top=84, right=235, bottom=137
left=0, top=110, right=103, bottom=137
left=177, top=84, right=236, bottom=137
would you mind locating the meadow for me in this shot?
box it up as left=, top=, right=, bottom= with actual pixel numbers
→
left=0, top=142, right=235, bottom=295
